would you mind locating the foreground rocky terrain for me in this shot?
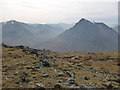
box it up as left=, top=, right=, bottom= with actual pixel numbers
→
left=2, top=44, right=120, bottom=88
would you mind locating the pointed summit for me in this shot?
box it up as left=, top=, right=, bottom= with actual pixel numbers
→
left=80, top=18, right=87, bottom=21
left=79, top=18, right=92, bottom=23
left=73, top=18, right=93, bottom=28
left=76, top=18, right=92, bottom=24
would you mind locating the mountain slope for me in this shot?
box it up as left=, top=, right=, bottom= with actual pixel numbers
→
left=2, top=44, right=120, bottom=88
left=2, top=20, right=33, bottom=46
left=37, top=18, right=118, bottom=52
left=2, top=20, right=32, bottom=38
left=2, top=20, right=64, bottom=46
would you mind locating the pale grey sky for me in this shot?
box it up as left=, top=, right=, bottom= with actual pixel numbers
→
left=0, top=0, right=119, bottom=26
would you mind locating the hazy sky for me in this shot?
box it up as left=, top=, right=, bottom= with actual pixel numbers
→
left=0, top=0, right=119, bottom=26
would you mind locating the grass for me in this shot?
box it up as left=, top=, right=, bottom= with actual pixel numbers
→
left=2, top=46, right=120, bottom=88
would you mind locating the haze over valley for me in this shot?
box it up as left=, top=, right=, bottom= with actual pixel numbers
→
left=2, top=18, right=118, bottom=52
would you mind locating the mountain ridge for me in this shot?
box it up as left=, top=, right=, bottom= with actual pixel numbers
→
left=2, top=18, right=118, bottom=52
left=2, top=20, right=69, bottom=46
left=37, top=18, right=118, bottom=52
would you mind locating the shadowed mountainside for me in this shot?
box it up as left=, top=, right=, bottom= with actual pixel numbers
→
left=2, top=20, right=70, bottom=47
left=37, top=18, right=118, bottom=52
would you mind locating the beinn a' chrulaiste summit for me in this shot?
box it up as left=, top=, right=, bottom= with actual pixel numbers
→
left=38, top=18, right=118, bottom=52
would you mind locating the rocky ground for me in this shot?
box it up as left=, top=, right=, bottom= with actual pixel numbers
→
left=2, top=44, right=120, bottom=88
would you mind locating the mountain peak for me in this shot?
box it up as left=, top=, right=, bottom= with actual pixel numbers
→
left=6, top=20, right=18, bottom=24
left=73, top=18, right=93, bottom=28
left=80, top=18, right=88, bottom=21
left=77, top=18, right=92, bottom=24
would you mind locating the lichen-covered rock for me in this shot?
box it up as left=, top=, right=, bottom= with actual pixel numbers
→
left=35, top=61, right=50, bottom=68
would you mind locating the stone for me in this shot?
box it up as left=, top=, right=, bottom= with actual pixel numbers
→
left=20, top=72, right=29, bottom=83
left=15, top=81, right=20, bottom=84
left=54, top=84, right=62, bottom=88
left=56, top=72, right=65, bottom=77
left=22, top=47, right=39, bottom=57
left=17, top=45, right=25, bottom=49
left=56, top=80, right=63, bottom=83
left=71, top=56, right=79, bottom=60
left=35, top=61, right=50, bottom=68
left=106, top=83, right=114, bottom=89
left=29, top=82, right=34, bottom=84
left=42, top=73, right=49, bottom=78
left=26, top=66, right=34, bottom=70
left=2, top=43, right=10, bottom=48
left=81, top=83, right=95, bottom=88
left=35, top=62, right=43, bottom=68
left=94, top=75, right=97, bottom=78
left=66, top=78, right=76, bottom=85
left=19, top=86, right=23, bottom=88
left=74, top=63, right=83, bottom=66
left=30, top=49, right=38, bottom=56
left=84, top=76, right=90, bottom=80
left=36, top=83, right=44, bottom=88
left=40, top=53, right=54, bottom=61
left=21, top=76, right=29, bottom=83
left=42, top=61, right=50, bottom=67
left=64, top=70, right=75, bottom=78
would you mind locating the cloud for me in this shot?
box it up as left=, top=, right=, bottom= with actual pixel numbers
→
left=0, top=0, right=118, bottom=26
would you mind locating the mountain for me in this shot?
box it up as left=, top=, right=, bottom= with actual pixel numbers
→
left=2, top=20, right=32, bottom=38
left=2, top=20, right=64, bottom=46
left=37, top=18, right=118, bottom=52
left=2, top=20, right=33, bottom=46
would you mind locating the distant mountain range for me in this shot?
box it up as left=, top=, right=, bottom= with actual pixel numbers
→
left=1, top=18, right=118, bottom=52
left=36, top=18, right=118, bottom=52
left=2, top=20, right=72, bottom=46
